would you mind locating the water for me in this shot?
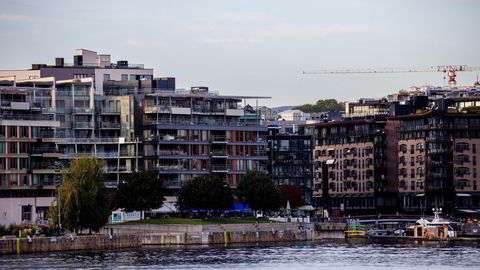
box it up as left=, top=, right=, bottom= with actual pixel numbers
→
left=1, top=239, right=480, bottom=269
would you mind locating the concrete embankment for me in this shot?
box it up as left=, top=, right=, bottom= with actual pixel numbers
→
left=0, top=234, right=141, bottom=255
left=104, top=222, right=346, bottom=245
left=0, top=222, right=346, bottom=255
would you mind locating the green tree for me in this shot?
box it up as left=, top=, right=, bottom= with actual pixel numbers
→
left=236, top=171, right=280, bottom=212
left=293, top=99, right=345, bottom=113
left=177, top=175, right=233, bottom=213
left=116, top=171, right=165, bottom=214
left=54, top=158, right=110, bottom=232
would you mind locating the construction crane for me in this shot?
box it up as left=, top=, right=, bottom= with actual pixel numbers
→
left=302, top=65, right=480, bottom=86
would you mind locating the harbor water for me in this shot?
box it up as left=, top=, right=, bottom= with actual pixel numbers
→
left=1, top=239, right=479, bottom=269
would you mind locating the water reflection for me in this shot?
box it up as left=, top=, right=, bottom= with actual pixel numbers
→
left=1, top=239, right=480, bottom=269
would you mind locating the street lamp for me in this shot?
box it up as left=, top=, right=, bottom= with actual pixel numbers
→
left=54, top=161, right=62, bottom=229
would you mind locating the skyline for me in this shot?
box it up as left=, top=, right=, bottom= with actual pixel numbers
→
left=1, top=0, right=479, bottom=107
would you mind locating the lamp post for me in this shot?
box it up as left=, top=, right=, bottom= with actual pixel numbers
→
left=54, top=161, right=62, bottom=229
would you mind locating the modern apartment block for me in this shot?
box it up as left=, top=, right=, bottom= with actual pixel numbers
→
left=389, top=111, right=480, bottom=214
left=0, top=49, right=154, bottom=95
left=0, top=86, right=60, bottom=225
left=142, top=87, right=269, bottom=193
left=305, top=119, right=394, bottom=215
left=267, top=127, right=313, bottom=206
left=7, top=77, right=142, bottom=186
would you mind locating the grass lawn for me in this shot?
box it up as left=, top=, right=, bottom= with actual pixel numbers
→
left=128, top=217, right=274, bottom=225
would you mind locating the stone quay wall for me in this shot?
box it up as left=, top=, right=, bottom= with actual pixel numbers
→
left=104, top=222, right=322, bottom=245
left=0, top=234, right=141, bottom=255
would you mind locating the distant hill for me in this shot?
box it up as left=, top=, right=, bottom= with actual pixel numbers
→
left=272, top=106, right=294, bottom=113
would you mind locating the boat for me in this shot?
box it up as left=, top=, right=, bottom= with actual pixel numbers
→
left=408, top=208, right=457, bottom=239
left=345, top=223, right=366, bottom=238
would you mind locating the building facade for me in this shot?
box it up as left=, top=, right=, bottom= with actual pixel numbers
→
left=0, top=87, right=60, bottom=225
left=142, top=88, right=269, bottom=193
left=389, top=111, right=480, bottom=214
left=267, top=128, right=313, bottom=206
left=305, top=119, right=394, bottom=216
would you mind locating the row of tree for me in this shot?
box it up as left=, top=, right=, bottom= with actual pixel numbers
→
left=51, top=158, right=291, bottom=232
left=293, top=99, right=344, bottom=113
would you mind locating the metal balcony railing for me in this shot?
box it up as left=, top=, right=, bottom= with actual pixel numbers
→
left=30, top=148, right=61, bottom=154
left=0, top=114, right=55, bottom=121
left=74, top=122, right=94, bottom=128
left=98, top=122, right=121, bottom=128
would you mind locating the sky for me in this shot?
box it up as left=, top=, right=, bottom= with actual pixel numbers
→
left=0, top=0, right=479, bottom=107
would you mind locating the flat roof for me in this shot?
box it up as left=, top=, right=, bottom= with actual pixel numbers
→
left=147, top=91, right=270, bottom=100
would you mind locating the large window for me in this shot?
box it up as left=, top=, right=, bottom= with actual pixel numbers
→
left=103, top=74, right=111, bottom=81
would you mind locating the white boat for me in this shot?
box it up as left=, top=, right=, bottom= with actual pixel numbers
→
left=412, top=208, right=456, bottom=238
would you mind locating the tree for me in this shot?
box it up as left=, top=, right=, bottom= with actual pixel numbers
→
left=236, top=171, right=280, bottom=212
left=177, top=175, right=233, bottom=213
left=116, top=171, right=165, bottom=214
left=293, top=99, right=345, bottom=113
left=54, top=158, right=110, bottom=232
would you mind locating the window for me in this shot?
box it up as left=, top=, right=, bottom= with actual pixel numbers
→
left=11, top=175, right=18, bottom=186
left=8, top=126, right=17, bottom=138
left=0, top=126, right=4, bottom=137
left=20, top=158, right=28, bottom=170
left=455, top=142, right=470, bottom=152
left=8, top=142, right=17, bottom=154
left=22, top=205, right=32, bottom=221
left=130, top=74, right=137, bottom=81
left=20, top=127, right=28, bottom=138
left=103, top=74, right=111, bottom=81
left=121, top=74, right=128, bottom=81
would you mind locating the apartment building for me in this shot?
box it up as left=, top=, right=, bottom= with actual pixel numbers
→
left=142, top=87, right=269, bottom=193
left=13, top=77, right=142, bottom=186
left=267, top=127, right=313, bottom=206
left=305, top=119, right=394, bottom=216
left=0, top=86, right=60, bottom=225
left=1, top=49, right=154, bottom=95
left=389, top=111, right=480, bottom=214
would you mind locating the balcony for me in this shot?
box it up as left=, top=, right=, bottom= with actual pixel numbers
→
left=156, top=165, right=210, bottom=174
left=73, top=108, right=94, bottom=114
left=0, top=114, right=55, bottom=121
left=152, top=150, right=209, bottom=159
left=98, top=108, right=121, bottom=114
left=143, top=118, right=264, bottom=128
left=74, top=122, right=94, bottom=128
left=144, top=105, right=170, bottom=114
left=211, top=150, right=228, bottom=157
left=30, top=147, right=62, bottom=155
left=104, top=166, right=129, bottom=173
left=211, top=164, right=229, bottom=172
left=211, top=135, right=228, bottom=143
left=97, top=122, right=121, bottom=129
left=192, top=107, right=226, bottom=115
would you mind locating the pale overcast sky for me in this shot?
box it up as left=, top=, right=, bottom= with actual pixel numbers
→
left=0, top=0, right=479, bottom=107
